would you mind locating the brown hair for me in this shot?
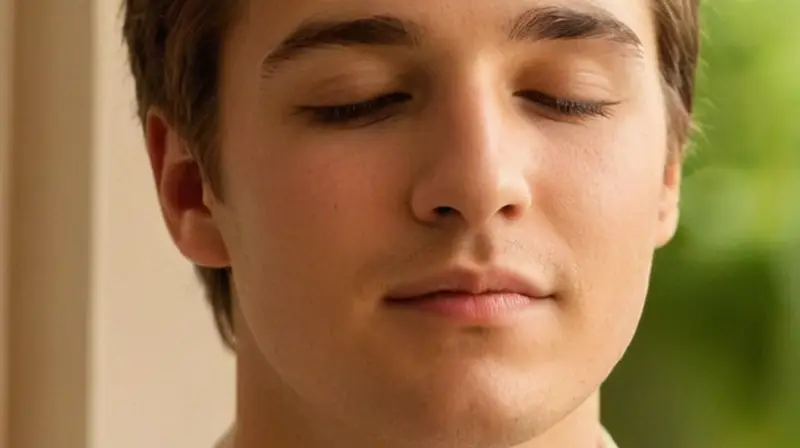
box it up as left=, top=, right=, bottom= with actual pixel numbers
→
left=122, top=0, right=700, bottom=349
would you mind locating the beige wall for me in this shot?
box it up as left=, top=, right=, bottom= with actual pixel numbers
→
left=0, top=0, right=13, bottom=444
left=9, top=2, right=93, bottom=447
left=3, top=1, right=235, bottom=447
left=90, top=4, right=235, bottom=446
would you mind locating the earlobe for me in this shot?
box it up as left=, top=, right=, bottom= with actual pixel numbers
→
left=654, top=158, right=682, bottom=249
left=145, top=109, right=231, bottom=268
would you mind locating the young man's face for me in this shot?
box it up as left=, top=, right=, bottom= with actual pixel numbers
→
left=164, top=0, right=680, bottom=445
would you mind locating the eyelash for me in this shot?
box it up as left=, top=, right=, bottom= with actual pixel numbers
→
left=298, top=92, right=412, bottom=125
left=516, top=91, right=617, bottom=119
left=298, top=91, right=616, bottom=125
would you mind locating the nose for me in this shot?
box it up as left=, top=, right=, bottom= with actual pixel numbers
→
left=409, top=79, right=534, bottom=229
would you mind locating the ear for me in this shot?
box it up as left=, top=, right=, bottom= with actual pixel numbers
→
left=654, top=154, right=682, bottom=249
left=145, top=109, right=230, bottom=268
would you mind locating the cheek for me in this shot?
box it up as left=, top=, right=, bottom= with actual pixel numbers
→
left=539, top=112, right=667, bottom=349
left=219, top=130, right=425, bottom=397
left=234, top=135, right=404, bottom=249
left=220, top=131, right=407, bottom=331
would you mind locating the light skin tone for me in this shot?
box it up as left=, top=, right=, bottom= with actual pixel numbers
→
left=145, top=0, right=682, bottom=447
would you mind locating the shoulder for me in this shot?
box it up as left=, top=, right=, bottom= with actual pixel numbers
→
left=600, top=425, right=619, bottom=448
left=213, top=427, right=234, bottom=448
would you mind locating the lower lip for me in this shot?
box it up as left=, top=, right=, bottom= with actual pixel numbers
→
left=386, top=292, right=538, bottom=324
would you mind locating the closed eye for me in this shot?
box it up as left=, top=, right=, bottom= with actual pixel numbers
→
left=516, top=90, right=618, bottom=119
left=296, top=92, right=412, bottom=126
left=296, top=90, right=617, bottom=126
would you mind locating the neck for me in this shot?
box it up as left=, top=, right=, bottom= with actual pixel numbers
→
left=232, top=325, right=603, bottom=448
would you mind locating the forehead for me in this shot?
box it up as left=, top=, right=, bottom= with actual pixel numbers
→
left=235, top=0, right=658, bottom=58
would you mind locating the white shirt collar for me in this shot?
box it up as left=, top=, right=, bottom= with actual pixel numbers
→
left=215, top=425, right=619, bottom=447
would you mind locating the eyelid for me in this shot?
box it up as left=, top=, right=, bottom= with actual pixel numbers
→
left=296, top=91, right=410, bottom=112
left=297, top=83, right=396, bottom=108
left=295, top=91, right=412, bottom=126
left=281, top=56, right=407, bottom=102
left=518, top=71, right=616, bottom=98
left=295, top=88, right=618, bottom=128
left=516, top=90, right=619, bottom=119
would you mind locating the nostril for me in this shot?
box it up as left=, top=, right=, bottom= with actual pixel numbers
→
left=433, top=206, right=458, bottom=217
left=499, top=204, right=524, bottom=220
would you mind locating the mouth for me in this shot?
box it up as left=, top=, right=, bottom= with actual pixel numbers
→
left=384, top=267, right=553, bottom=325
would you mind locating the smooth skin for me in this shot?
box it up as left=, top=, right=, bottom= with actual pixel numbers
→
left=146, top=0, right=681, bottom=447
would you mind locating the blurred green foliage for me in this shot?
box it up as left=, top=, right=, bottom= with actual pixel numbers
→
left=602, top=1, right=799, bottom=446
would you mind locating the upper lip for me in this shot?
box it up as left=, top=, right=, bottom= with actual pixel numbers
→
left=385, top=266, right=551, bottom=301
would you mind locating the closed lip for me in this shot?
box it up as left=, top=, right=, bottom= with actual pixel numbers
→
left=384, top=266, right=552, bottom=302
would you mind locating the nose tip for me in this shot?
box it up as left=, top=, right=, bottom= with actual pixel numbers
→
left=412, top=171, right=533, bottom=228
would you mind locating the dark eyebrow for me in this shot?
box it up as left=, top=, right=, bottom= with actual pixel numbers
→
left=261, top=15, right=420, bottom=77
left=261, top=6, right=642, bottom=77
left=509, top=6, right=642, bottom=53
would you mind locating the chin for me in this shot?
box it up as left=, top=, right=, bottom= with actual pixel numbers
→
left=383, top=367, right=566, bottom=448
left=399, top=403, right=548, bottom=448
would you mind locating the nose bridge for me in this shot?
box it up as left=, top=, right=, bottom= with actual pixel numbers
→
left=410, top=67, right=533, bottom=227
left=443, top=71, right=503, bottom=172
